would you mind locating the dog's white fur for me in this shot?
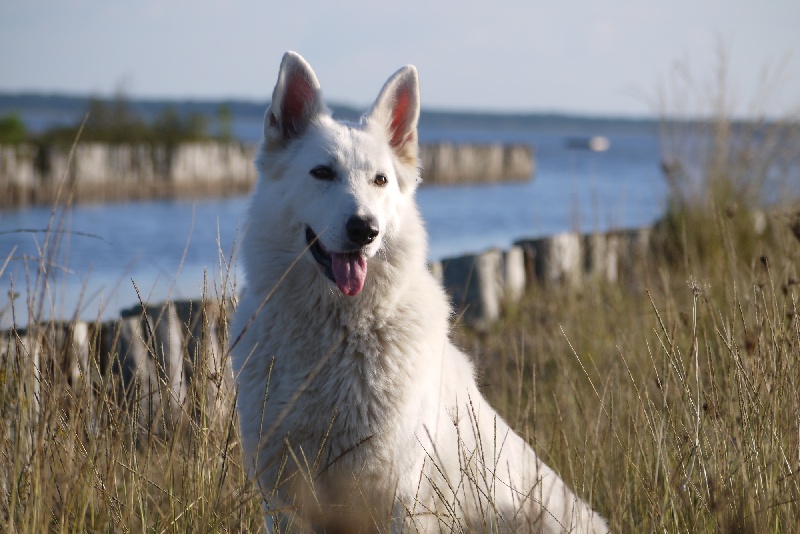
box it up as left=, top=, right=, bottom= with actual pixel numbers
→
left=231, top=51, right=607, bottom=533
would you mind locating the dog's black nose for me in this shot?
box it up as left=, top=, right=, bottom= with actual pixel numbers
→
left=346, top=216, right=379, bottom=247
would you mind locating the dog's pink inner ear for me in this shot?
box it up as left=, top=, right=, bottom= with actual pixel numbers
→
left=281, top=69, right=316, bottom=138
left=390, top=88, right=414, bottom=149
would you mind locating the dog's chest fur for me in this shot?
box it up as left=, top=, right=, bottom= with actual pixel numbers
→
left=236, top=260, right=446, bottom=494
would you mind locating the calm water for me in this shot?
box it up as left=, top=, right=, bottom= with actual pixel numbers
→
left=0, top=117, right=667, bottom=326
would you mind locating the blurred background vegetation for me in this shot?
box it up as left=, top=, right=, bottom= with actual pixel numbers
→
left=0, top=92, right=236, bottom=147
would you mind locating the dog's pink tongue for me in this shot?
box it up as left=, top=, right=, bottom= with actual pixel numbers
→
left=331, top=253, right=367, bottom=296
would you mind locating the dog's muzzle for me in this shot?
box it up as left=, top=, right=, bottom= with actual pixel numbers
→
left=305, top=226, right=370, bottom=296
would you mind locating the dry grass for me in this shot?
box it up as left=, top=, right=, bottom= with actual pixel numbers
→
left=458, top=208, right=800, bottom=532
left=3, top=194, right=799, bottom=532
left=0, top=298, right=266, bottom=533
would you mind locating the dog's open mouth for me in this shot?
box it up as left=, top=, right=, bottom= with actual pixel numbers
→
left=306, top=227, right=368, bottom=296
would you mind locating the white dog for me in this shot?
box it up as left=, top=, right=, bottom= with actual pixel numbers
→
left=231, top=51, right=607, bottom=533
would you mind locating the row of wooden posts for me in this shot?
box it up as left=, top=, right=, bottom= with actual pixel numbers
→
left=1, top=298, right=234, bottom=436
left=0, top=142, right=534, bottom=207
left=434, top=226, right=652, bottom=328
left=1, top=226, right=651, bottom=434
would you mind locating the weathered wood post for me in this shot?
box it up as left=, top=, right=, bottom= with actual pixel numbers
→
left=614, top=227, right=652, bottom=284
left=173, top=299, right=233, bottom=426
left=0, top=327, right=43, bottom=477
left=43, top=320, right=91, bottom=390
left=0, top=327, right=43, bottom=414
left=114, top=302, right=187, bottom=434
left=502, top=245, right=526, bottom=303
left=516, top=232, right=583, bottom=288
left=441, top=249, right=503, bottom=329
left=583, top=232, right=619, bottom=283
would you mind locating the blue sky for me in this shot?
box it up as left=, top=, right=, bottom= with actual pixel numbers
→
left=1, top=0, right=798, bottom=116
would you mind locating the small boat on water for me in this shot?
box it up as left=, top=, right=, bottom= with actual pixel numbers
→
left=565, top=135, right=611, bottom=152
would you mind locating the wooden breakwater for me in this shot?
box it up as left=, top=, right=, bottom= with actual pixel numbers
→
left=1, top=225, right=648, bottom=437
left=1, top=142, right=254, bottom=207
left=433, top=227, right=653, bottom=329
left=0, top=142, right=534, bottom=207
left=418, top=143, right=534, bottom=185
left=1, top=299, right=234, bottom=436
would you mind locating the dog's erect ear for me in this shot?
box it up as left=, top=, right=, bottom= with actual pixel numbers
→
left=366, top=65, right=420, bottom=166
left=265, top=51, right=325, bottom=142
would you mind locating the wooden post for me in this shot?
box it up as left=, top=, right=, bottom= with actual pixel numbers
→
left=441, top=249, right=503, bottom=329
left=516, top=232, right=583, bottom=288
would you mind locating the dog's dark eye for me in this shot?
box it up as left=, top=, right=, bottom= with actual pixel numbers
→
left=374, top=173, right=388, bottom=187
left=310, top=165, right=335, bottom=180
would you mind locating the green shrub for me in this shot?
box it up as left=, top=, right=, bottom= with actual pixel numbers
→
left=37, top=95, right=212, bottom=147
left=0, top=114, right=27, bottom=144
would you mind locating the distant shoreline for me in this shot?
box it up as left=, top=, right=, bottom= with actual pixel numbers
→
left=0, top=92, right=661, bottom=135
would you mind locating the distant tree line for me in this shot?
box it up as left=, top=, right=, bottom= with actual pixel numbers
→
left=0, top=93, right=237, bottom=146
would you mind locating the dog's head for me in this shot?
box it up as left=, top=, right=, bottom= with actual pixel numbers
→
left=251, top=51, right=421, bottom=297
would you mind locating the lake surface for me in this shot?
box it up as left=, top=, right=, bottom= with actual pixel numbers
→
left=0, top=115, right=668, bottom=326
